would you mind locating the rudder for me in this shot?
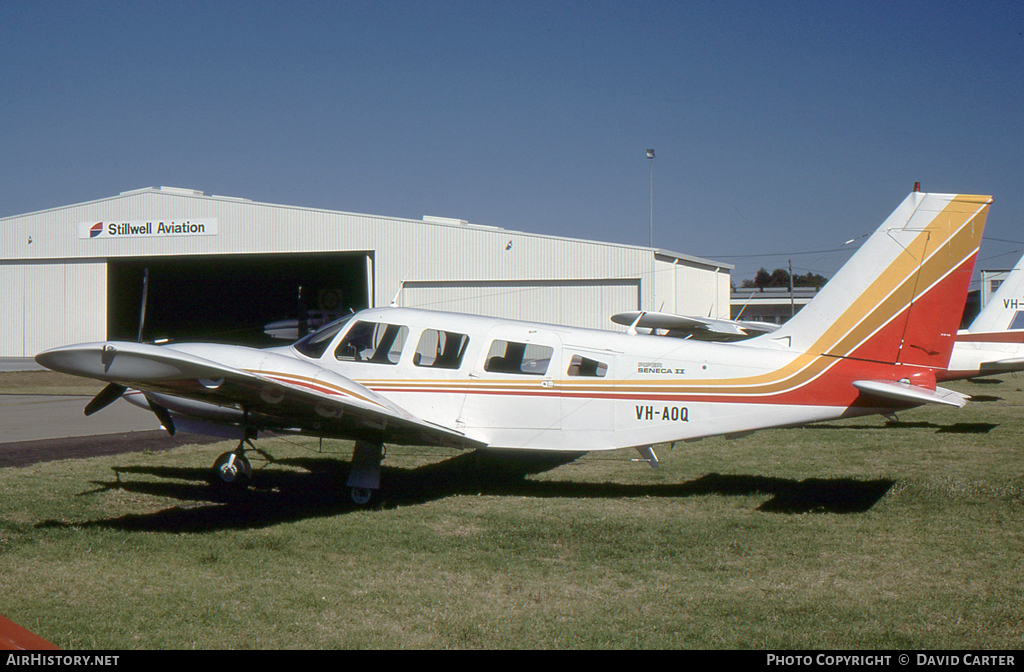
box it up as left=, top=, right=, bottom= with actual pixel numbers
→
left=756, top=192, right=991, bottom=372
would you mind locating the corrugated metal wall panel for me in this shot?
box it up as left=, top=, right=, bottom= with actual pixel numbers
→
left=10, top=261, right=106, bottom=357
left=400, top=279, right=641, bottom=330
left=654, top=257, right=731, bottom=319
left=23, top=265, right=59, bottom=355
left=62, top=261, right=107, bottom=347
left=376, top=228, right=655, bottom=310
left=0, top=265, right=25, bottom=357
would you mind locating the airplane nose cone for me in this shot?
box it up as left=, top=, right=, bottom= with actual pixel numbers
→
left=35, top=342, right=124, bottom=377
left=34, top=345, right=85, bottom=375
left=33, top=342, right=184, bottom=381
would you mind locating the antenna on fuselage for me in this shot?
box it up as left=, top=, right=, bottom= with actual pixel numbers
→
left=390, top=281, right=405, bottom=307
left=627, top=311, right=646, bottom=335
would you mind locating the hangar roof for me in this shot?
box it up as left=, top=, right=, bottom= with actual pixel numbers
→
left=1, top=185, right=732, bottom=271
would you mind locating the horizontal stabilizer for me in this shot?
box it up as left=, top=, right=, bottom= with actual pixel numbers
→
left=852, top=379, right=970, bottom=408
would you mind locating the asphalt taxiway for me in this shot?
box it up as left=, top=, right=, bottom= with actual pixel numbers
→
left=0, top=395, right=223, bottom=468
left=0, top=395, right=160, bottom=444
left=0, top=358, right=224, bottom=467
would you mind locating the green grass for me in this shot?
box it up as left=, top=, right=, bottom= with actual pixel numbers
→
left=1, top=374, right=1022, bottom=648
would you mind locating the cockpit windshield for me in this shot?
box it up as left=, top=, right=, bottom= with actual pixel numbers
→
left=292, top=314, right=355, bottom=359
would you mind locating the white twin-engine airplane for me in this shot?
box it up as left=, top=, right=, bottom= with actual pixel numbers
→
left=941, top=251, right=1024, bottom=381
left=36, top=191, right=992, bottom=504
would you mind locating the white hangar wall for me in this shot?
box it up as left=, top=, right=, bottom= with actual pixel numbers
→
left=653, top=253, right=732, bottom=320
left=398, top=278, right=643, bottom=325
left=0, top=261, right=107, bottom=357
left=0, top=187, right=733, bottom=357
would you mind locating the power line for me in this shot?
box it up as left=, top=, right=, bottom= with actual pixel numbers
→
left=707, top=235, right=869, bottom=260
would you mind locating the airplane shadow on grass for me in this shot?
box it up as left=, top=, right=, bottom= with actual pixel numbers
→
left=807, top=421, right=999, bottom=434
left=36, top=450, right=895, bottom=534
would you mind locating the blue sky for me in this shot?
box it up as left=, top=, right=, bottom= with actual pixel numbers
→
left=2, top=1, right=1022, bottom=283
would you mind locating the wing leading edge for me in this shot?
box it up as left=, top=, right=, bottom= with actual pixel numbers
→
left=35, top=341, right=486, bottom=451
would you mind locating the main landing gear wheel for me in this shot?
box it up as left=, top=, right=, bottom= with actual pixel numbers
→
left=349, top=487, right=373, bottom=505
left=212, top=451, right=252, bottom=488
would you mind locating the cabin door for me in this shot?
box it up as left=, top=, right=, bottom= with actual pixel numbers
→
left=458, top=326, right=562, bottom=440
left=561, top=346, right=616, bottom=437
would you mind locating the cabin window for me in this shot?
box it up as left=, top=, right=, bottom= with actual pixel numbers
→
left=292, top=314, right=354, bottom=359
left=484, top=340, right=553, bottom=375
left=335, top=321, right=408, bottom=364
left=567, top=354, right=608, bottom=377
left=1011, top=311, right=1024, bottom=330
left=414, top=329, right=469, bottom=369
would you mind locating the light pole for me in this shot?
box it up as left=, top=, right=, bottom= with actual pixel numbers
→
left=647, top=149, right=655, bottom=247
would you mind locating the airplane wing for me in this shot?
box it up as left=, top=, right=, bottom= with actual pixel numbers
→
left=35, top=341, right=487, bottom=450
left=611, top=311, right=779, bottom=340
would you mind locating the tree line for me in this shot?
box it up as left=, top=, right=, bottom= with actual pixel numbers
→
left=739, top=268, right=829, bottom=290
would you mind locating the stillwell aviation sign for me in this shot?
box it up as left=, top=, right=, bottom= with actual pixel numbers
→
left=78, top=219, right=217, bottom=239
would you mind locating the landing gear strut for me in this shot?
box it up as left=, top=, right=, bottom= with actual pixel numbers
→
left=206, top=430, right=384, bottom=503
left=346, top=440, right=384, bottom=505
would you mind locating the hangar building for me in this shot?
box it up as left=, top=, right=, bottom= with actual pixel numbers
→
left=0, top=186, right=733, bottom=357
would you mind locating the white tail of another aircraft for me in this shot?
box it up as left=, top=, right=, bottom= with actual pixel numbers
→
left=943, top=251, right=1024, bottom=379
left=967, top=254, right=1024, bottom=333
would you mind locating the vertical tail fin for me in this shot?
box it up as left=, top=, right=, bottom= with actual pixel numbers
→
left=757, top=192, right=992, bottom=371
left=965, top=252, right=1024, bottom=333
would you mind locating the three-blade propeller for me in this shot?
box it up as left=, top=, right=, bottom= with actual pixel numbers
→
left=84, top=383, right=127, bottom=416
left=83, top=382, right=176, bottom=435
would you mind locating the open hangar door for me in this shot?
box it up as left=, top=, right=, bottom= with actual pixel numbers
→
left=107, top=252, right=370, bottom=346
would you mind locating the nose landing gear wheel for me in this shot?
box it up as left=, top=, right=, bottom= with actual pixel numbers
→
left=212, top=451, right=252, bottom=488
